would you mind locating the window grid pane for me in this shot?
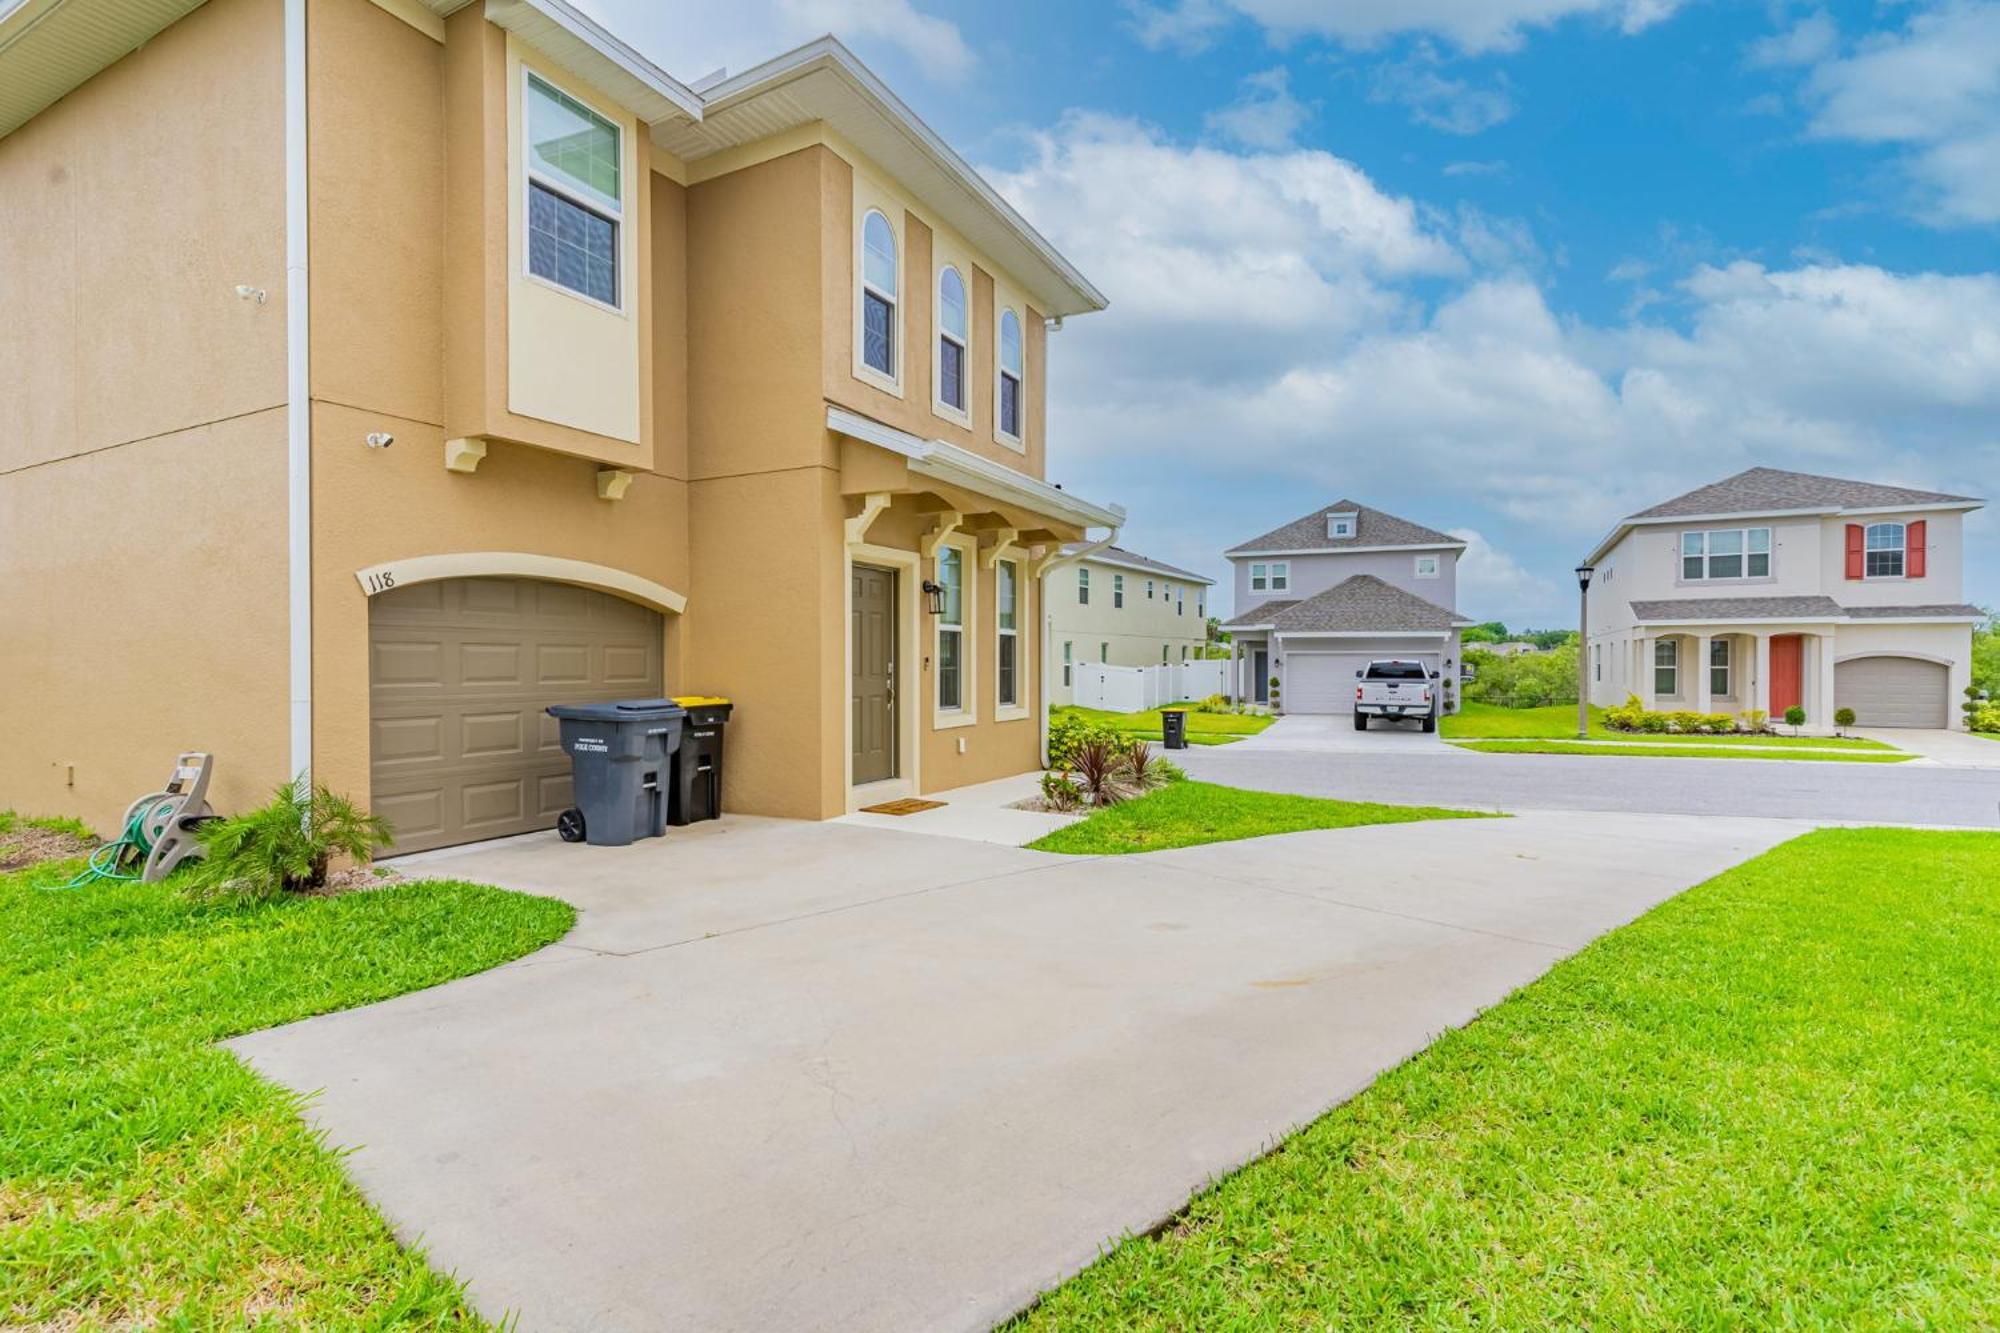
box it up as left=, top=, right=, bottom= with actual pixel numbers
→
left=998, top=562, right=1017, bottom=631
left=863, top=291, right=895, bottom=375
left=939, top=338, right=965, bottom=409
left=528, top=182, right=616, bottom=305
left=1000, top=373, right=1020, bottom=437
left=998, top=636, right=1017, bottom=707
left=938, top=630, right=961, bottom=710
left=528, top=75, right=620, bottom=212
left=938, top=547, right=963, bottom=627
left=939, top=268, right=968, bottom=340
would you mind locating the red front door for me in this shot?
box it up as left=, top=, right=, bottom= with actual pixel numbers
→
left=1770, top=634, right=1804, bottom=715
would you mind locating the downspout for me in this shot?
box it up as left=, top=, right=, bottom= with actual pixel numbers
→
left=285, top=0, right=312, bottom=781
left=1037, top=526, right=1120, bottom=767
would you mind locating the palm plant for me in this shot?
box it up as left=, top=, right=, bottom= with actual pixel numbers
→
left=183, top=778, right=392, bottom=901
left=1069, top=738, right=1129, bottom=807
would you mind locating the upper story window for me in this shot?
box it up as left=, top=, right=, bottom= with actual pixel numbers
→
left=997, top=309, right=1024, bottom=442
left=525, top=74, right=622, bottom=309
left=1327, top=512, right=1357, bottom=539
left=861, top=210, right=898, bottom=380
left=1414, top=554, right=1441, bottom=579
left=1865, top=522, right=1905, bottom=578
left=936, top=266, right=968, bottom=415
left=1113, top=573, right=1125, bottom=608
left=1147, top=579, right=1155, bottom=600
left=1076, top=566, right=1090, bottom=605
left=1250, top=561, right=1289, bottom=593
left=1176, top=586, right=1185, bottom=615
left=1680, top=527, right=1771, bottom=581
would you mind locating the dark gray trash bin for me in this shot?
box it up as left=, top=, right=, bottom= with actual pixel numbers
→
left=547, top=699, right=686, bottom=846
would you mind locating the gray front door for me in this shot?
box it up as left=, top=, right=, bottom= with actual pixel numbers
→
left=851, top=564, right=898, bottom=784
left=1253, top=649, right=1269, bottom=703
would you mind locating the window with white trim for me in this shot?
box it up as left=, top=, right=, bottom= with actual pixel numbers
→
left=1113, top=573, right=1125, bottom=608
left=525, top=73, right=622, bottom=308
left=997, top=309, right=1024, bottom=441
left=1076, top=566, right=1089, bottom=605
left=1865, top=522, right=1905, bottom=578
left=1654, top=639, right=1679, bottom=696
left=1062, top=640, right=1073, bottom=687
left=936, top=265, right=967, bottom=414
left=997, top=559, right=1020, bottom=709
left=936, top=545, right=964, bottom=712
left=1147, top=579, right=1155, bottom=600
left=861, top=209, right=897, bottom=379
left=1415, top=554, right=1441, bottom=579
left=1249, top=562, right=1290, bottom=593
left=1710, top=637, right=1731, bottom=697
left=1177, top=586, right=1185, bottom=615
left=1162, top=644, right=1169, bottom=664
left=1099, top=643, right=1108, bottom=663
left=1328, top=512, right=1357, bottom=539
left=1180, top=645, right=1189, bottom=662
left=1680, top=527, right=1771, bottom=580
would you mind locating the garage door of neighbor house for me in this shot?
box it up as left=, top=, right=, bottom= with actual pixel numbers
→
left=1834, top=655, right=1948, bottom=729
left=1284, top=653, right=1372, bottom=713
left=370, top=577, right=664, bottom=853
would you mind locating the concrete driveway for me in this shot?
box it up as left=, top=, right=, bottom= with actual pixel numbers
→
left=229, top=811, right=1798, bottom=1332
left=1856, top=727, right=2000, bottom=768
left=1235, top=713, right=1455, bottom=754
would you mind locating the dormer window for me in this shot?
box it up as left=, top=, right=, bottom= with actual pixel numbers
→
left=1327, top=511, right=1358, bottom=540
left=525, top=73, right=622, bottom=309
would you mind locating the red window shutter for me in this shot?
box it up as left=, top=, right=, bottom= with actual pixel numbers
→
left=1908, top=519, right=1927, bottom=578
left=1844, top=523, right=1865, bottom=580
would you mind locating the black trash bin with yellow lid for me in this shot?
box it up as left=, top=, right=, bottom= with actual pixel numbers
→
left=668, top=696, right=733, bottom=825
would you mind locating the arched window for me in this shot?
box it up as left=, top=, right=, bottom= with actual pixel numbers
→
left=937, top=266, right=968, bottom=413
left=861, top=210, right=897, bottom=377
left=997, top=308, right=1023, bottom=440
left=1865, top=522, right=1906, bottom=578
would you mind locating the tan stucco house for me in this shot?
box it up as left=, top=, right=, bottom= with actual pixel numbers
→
left=1583, top=468, right=1986, bottom=730
left=1045, top=545, right=1213, bottom=706
left=0, top=0, right=1121, bottom=851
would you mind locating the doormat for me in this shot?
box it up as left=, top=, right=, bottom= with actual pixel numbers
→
left=861, top=798, right=947, bottom=816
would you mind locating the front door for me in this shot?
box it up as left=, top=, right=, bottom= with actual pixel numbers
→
left=851, top=564, right=897, bottom=784
left=1253, top=649, right=1270, bottom=703
left=1770, top=634, right=1804, bottom=716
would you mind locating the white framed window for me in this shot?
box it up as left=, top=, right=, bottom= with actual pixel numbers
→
left=1654, top=639, right=1679, bottom=697
left=1593, top=643, right=1602, bottom=683
left=860, top=208, right=898, bottom=384
left=997, top=558, right=1020, bottom=711
left=1865, top=522, right=1905, bottom=578
left=1176, top=586, right=1185, bottom=615
left=1180, top=645, right=1189, bottom=662
left=1328, top=512, right=1357, bottom=539
left=1197, top=596, right=1204, bottom=619
left=1147, top=579, right=1155, bottom=600
left=1710, top=638, right=1731, bottom=697
left=1161, top=644, right=1170, bottom=664
left=1269, top=562, right=1289, bottom=592
left=524, top=72, right=623, bottom=310
left=935, top=543, right=966, bottom=715
left=1680, top=527, right=1771, bottom=581
left=996, top=308, right=1024, bottom=444
left=1062, top=640, right=1073, bottom=688
left=1113, top=573, right=1125, bottom=608
left=1076, top=566, right=1090, bottom=605
left=1099, top=643, right=1108, bottom=663
left=935, top=265, right=968, bottom=417
left=1414, top=554, right=1441, bottom=579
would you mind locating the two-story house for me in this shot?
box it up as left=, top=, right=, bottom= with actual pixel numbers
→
left=1584, top=468, right=1985, bottom=730
left=0, top=0, right=1122, bottom=851
left=1221, top=502, right=1471, bottom=713
left=1045, top=546, right=1213, bottom=705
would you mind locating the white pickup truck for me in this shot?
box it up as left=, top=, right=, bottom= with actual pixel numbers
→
left=1352, top=659, right=1443, bottom=732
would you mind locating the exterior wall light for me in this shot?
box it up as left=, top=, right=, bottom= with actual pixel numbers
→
left=921, top=580, right=944, bottom=616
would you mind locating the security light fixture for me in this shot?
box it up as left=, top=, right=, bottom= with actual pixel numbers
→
left=921, top=580, right=944, bottom=616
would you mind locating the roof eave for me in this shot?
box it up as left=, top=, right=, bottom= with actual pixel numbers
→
left=474, top=0, right=706, bottom=122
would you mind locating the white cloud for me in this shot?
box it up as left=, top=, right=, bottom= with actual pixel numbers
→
left=1123, top=0, right=1685, bottom=55
left=1746, top=10, right=1839, bottom=69
left=1205, top=67, right=1315, bottom=149
left=987, top=115, right=1999, bottom=620
left=1368, top=47, right=1516, bottom=133
left=1450, top=529, right=1563, bottom=614
left=574, top=0, right=970, bottom=84
left=1443, top=159, right=1511, bottom=177
left=1795, top=1, right=2000, bottom=225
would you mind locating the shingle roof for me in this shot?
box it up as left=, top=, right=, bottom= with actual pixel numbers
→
left=1631, top=597, right=1844, bottom=622
left=1233, top=575, right=1465, bottom=633
left=1628, top=467, right=1981, bottom=520
left=1222, top=598, right=1299, bottom=629
left=1226, top=500, right=1463, bottom=554
left=1843, top=603, right=1985, bottom=619
left=1060, top=543, right=1213, bottom=585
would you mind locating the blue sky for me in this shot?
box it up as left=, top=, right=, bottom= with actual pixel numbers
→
left=591, top=0, right=1999, bottom=624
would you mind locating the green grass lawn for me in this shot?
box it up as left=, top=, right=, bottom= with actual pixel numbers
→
left=0, top=854, right=573, bottom=1326
left=1056, top=703, right=1274, bottom=748
left=1454, top=739, right=1915, bottom=763
left=1016, top=827, right=2000, bottom=1328
left=1445, top=701, right=1900, bottom=749
left=1026, top=781, right=1489, bottom=855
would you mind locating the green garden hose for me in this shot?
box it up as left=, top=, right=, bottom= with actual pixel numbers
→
left=44, top=801, right=173, bottom=891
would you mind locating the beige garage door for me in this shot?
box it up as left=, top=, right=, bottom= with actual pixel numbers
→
left=1834, top=655, right=1948, bottom=729
left=370, top=578, right=664, bottom=853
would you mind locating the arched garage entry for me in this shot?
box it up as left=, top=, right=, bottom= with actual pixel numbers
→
left=1834, top=654, right=1949, bottom=730
left=360, top=556, right=685, bottom=853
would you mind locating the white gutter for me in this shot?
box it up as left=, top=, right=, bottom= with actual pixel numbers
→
left=1036, top=529, right=1120, bottom=768
left=286, top=0, right=311, bottom=781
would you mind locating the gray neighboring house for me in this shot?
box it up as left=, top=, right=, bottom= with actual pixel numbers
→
left=1223, top=501, right=1472, bottom=714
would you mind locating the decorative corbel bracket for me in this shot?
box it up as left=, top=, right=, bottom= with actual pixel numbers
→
left=444, top=436, right=488, bottom=474
left=845, top=491, right=892, bottom=546
left=981, top=527, right=1020, bottom=570
left=920, top=509, right=965, bottom=560
left=597, top=468, right=635, bottom=502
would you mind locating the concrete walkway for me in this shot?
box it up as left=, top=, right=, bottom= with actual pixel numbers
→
left=1856, top=726, right=2000, bottom=768
left=231, top=810, right=1799, bottom=1332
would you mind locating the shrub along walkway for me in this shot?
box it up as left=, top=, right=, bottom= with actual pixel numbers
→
left=0, top=857, right=571, bottom=1326
left=1015, top=827, right=2000, bottom=1329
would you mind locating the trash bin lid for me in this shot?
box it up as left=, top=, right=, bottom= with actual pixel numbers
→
left=546, top=698, right=687, bottom=722
left=672, top=695, right=731, bottom=707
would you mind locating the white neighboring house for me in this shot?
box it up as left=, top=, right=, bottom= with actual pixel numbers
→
left=1047, top=546, right=1214, bottom=706
left=1584, top=468, right=1986, bottom=730
left=1222, top=501, right=1472, bottom=715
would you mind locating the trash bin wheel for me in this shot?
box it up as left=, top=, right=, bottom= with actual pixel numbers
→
left=557, top=808, right=587, bottom=843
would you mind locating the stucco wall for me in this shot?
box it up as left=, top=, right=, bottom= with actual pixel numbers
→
left=1232, top=547, right=1460, bottom=614
left=1046, top=558, right=1210, bottom=691
left=0, top=0, right=289, bottom=831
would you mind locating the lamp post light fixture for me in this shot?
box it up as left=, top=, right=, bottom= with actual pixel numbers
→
left=1574, top=563, right=1595, bottom=740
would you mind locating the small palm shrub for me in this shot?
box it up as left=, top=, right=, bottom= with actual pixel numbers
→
left=183, top=778, right=391, bottom=901
left=1123, top=740, right=1172, bottom=794
left=1070, top=739, right=1129, bottom=807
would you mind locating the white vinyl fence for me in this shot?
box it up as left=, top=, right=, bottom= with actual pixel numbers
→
left=1071, top=660, right=1232, bottom=713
